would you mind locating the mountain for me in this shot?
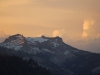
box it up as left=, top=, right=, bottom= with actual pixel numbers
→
left=0, top=34, right=100, bottom=75
left=0, top=53, right=50, bottom=75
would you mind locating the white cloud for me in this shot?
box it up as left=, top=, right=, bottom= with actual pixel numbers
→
left=82, top=31, right=88, bottom=38
left=53, top=29, right=66, bottom=37
left=82, top=20, right=95, bottom=38
left=37, top=33, right=44, bottom=37
left=83, top=20, right=90, bottom=30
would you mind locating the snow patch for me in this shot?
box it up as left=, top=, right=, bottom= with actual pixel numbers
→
left=0, top=43, right=23, bottom=51
left=64, top=51, right=69, bottom=55
left=42, top=49, right=53, bottom=53
left=14, top=45, right=23, bottom=50
left=52, top=42, right=59, bottom=48
left=31, top=47, right=41, bottom=54
left=26, top=37, right=48, bottom=44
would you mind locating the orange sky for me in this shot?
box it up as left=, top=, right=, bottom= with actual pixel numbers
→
left=0, top=0, right=100, bottom=52
left=0, top=0, right=100, bottom=38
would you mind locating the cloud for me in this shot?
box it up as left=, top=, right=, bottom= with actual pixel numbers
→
left=82, top=31, right=88, bottom=38
left=83, top=20, right=90, bottom=30
left=53, top=29, right=66, bottom=37
left=82, top=20, right=95, bottom=38
left=37, top=33, right=44, bottom=37
left=52, top=29, right=71, bottom=42
left=36, top=33, right=49, bottom=37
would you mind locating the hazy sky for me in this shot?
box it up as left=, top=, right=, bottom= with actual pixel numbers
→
left=0, top=0, right=100, bottom=52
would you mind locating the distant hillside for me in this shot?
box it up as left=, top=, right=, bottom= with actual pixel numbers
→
left=0, top=52, right=50, bottom=75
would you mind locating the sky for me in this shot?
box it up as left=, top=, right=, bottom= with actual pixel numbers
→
left=0, top=0, right=100, bottom=53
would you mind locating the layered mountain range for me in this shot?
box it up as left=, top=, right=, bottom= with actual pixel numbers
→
left=0, top=34, right=100, bottom=75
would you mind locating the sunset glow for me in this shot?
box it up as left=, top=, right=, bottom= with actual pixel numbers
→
left=0, top=0, right=100, bottom=52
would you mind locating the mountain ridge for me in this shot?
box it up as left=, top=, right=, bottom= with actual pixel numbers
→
left=0, top=34, right=100, bottom=75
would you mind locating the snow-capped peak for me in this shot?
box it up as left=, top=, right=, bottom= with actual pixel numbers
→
left=0, top=34, right=67, bottom=53
left=0, top=34, right=25, bottom=50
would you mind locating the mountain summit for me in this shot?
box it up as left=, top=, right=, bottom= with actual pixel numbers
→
left=0, top=34, right=26, bottom=50
left=3, top=34, right=25, bottom=43
left=0, top=34, right=67, bottom=53
left=0, top=34, right=83, bottom=57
